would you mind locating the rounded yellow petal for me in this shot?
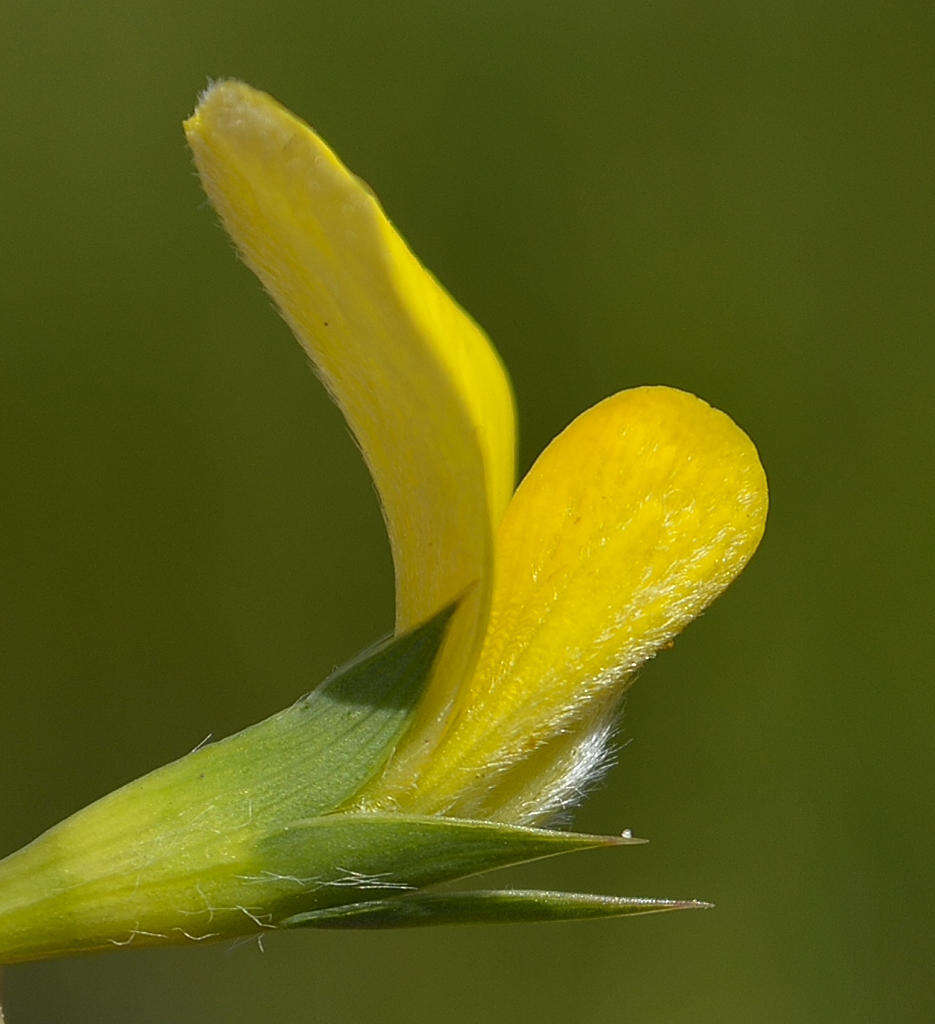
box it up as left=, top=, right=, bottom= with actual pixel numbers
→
left=392, top=386, right=767, bottom=820
left=184, top=82, right=515, bottom=736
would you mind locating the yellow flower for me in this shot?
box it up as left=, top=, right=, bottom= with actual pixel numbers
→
left=0, top=82, right=766, bottom=963
left=185, top=82, right=767, bottom=824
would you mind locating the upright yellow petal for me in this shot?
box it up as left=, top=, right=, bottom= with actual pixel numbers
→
left=184, top=82, right=515, bottom=736
left=395, top=386, right=767, bottom=821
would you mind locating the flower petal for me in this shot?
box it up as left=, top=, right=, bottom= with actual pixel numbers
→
left=184, top=82, right=515, bottom=731
left=396, top=386, right=767, bottom=820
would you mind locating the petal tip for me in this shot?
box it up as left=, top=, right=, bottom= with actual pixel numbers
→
left=184, top=78, right=247, bottom=138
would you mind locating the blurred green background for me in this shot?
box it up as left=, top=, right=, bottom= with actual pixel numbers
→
left=2, top=1, right=932, bottom=1021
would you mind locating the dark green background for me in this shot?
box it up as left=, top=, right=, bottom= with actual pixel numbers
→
left=2, top=2, right=932, bottom=1021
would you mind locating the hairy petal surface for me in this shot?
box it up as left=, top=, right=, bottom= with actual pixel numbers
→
left=387, top=386, right=768, bottom=820
left=184, top=82, right=515, bottom=748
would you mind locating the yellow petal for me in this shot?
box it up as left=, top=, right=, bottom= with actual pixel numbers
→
left=184, top=82, right=515, bottom=736
left=394, top=386, right=767, bottom=821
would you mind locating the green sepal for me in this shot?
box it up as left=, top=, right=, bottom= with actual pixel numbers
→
left=237, top=599, right=457, bottom=818
left=257, top=814, right=637, bottom=909
left=281, top=602, right=457, bottom=814
left=0, top=810, right=632, bottom=963
left=283, top=888, right=712, bottom=929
